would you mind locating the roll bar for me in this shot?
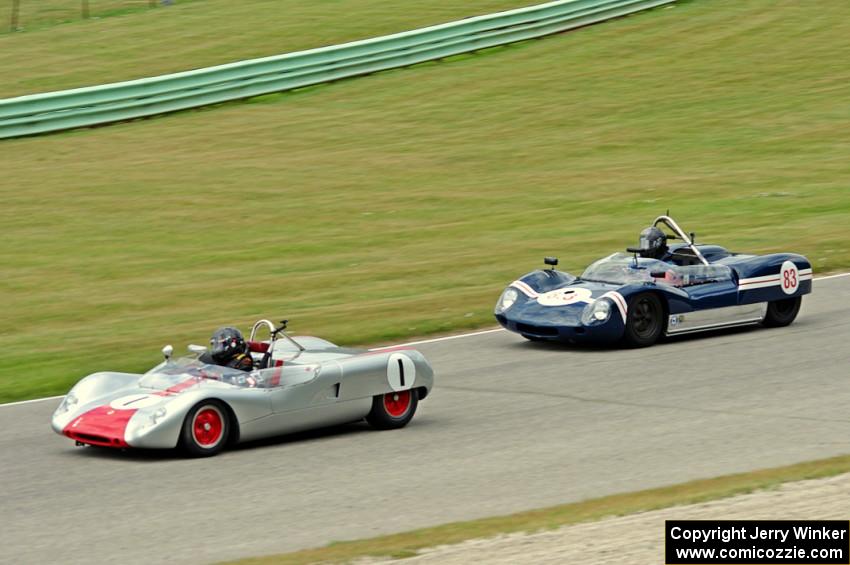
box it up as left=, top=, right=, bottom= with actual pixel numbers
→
left=249, top=319, right=275, bottom=342
left=652, top=215, right=709, bottom=266
left=249, top=318, right=305, bottom=354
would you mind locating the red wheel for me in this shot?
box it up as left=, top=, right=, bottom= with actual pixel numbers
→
left=180, top=401, right=230, bottom=457
left=366, top=389, right=419, bottom=430
left=383, top=390, right=412, bottom=418
left=192, top=406, right=224, bottom=448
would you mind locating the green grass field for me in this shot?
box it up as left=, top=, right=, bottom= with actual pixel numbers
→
left=2, top=0, right=182, bottom=33
left=228, top=454, right=850, bottom=564
left=2, top=0, right=849, bottom=402
left=0, top=0, right=527, bottom=97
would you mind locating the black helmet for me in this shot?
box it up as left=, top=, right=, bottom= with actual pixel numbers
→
left=636, top=226, right=667, bottom=259
left=209, top=327, right=247, bottom=363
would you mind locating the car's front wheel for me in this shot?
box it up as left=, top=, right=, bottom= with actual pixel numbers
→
left=763, top=296, right=801, bottom=327
left=366, top=390, right=419, bottom=430
left=180, top=401, right=230, bottom=457
left=623, top=293, right=664, bottom=348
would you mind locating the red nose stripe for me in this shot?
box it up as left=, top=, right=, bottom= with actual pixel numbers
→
left=164, top=377, right=201, bottom=394
left=63, top=405, right=136, bottom=448
left=151, top=376, right=202, bottom=397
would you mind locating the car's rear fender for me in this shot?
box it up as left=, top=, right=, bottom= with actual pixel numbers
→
left=334, top=348, right=434, bottom=401
left=729, top=253, right=812, bottom=304
left=729, top=253, right=811, bottom=280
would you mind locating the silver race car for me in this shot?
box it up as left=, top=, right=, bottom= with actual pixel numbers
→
left=52, top=320, right=434, bottom=456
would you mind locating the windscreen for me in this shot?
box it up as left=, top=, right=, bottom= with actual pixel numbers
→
left=580, top=253, right=732, bottom=287
left=580, top=253, right=660, bottom=285
left=140, top=357, right=255, bottom=390
left=139, top=357, right=318, bottom=389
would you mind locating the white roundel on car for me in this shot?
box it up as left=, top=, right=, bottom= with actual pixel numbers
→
left=780, top=260, right=799, bottom=295
left=109, top=394, right=162, bottom=410
left=536, top=287, right=593, bottom=306
left=387, top=353, right=416, bottom=391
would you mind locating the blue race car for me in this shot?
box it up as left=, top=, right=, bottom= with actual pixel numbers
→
left=494, top=215, right=812, bottom=347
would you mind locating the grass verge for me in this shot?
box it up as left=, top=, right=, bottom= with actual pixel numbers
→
left=226, top=454, right=850, bottom=564
left=2, top=0, right=205, bottom=35
left=1, top=0, right=849, bottom=402
left=0, top=0, right=529, bottom=97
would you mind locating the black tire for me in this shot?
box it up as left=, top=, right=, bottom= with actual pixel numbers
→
left=180, top=401, right=230, bottom=457
left=622, top=292, right=664, bottom=348
left=763, top=296, right=801, bottom=327
left=366, top=389, right=419, bottom=430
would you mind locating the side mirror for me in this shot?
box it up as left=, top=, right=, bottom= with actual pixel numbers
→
left=188, top=344, right=207, bottom=355
left=544, top=256, right=559, bottom=268
left=650, top=271, right=668, bottom=279
left=162, top=344, right=173, bottom=360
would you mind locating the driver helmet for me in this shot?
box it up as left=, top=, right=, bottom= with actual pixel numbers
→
left=209, top=327, right=247, bottom=363
left=637, top=226, right=667, bottom=259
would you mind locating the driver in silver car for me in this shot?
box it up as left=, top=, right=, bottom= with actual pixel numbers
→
left=199, top=327, right=254, bottom=372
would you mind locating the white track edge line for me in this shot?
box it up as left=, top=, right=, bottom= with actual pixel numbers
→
left=813, top=272, right=850, bottom=281
left=368, top=328, right=505, bottom=351
left=3, top=271, right=848, bottom=409
left=1, top=395, right=65, bottom=407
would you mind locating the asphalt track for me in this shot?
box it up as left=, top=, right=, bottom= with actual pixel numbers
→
left=2, top=276, right=849, bottom=565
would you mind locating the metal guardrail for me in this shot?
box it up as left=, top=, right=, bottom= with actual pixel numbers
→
left=0, top=0, right=675, bottom=139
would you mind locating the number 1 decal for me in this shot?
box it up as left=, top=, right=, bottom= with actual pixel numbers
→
left=109, top=394, right=161, bottom=410
left=387, top=353, right=415, bottom=391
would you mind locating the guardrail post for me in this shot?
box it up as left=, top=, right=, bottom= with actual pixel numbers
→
left=9, top=0, right=20, bottom=32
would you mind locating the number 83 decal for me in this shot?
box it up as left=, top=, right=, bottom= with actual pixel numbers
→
left=780, top=260, right=798, bottom=295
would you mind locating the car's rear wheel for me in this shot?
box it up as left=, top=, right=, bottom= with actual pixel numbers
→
left=180, top=401, right=229, bottom=457
left=763, top=296, right=801, bottom=327
left=366, top=389, right=419, bottom=430
left=623, top=293, right=664, bottom=348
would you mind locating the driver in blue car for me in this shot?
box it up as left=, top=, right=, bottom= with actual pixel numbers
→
left=199, top=327, right=254, bottom=372
left=631, top=226, right=684, bottom=286
left=636, top=226, right=668, bottom=260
